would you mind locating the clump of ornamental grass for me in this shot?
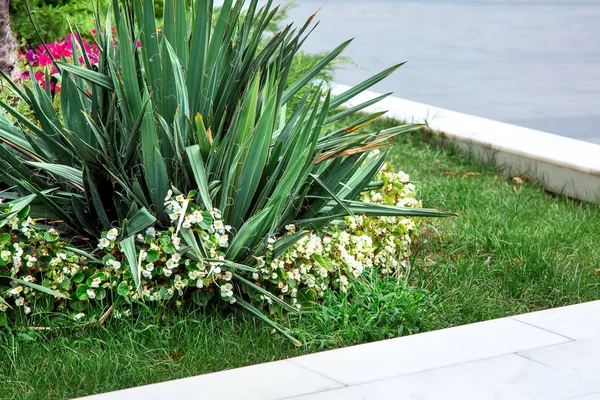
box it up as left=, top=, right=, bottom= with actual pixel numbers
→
left=0, top=0, right=452, bottom=343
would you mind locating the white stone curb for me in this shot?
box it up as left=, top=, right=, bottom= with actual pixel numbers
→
left=77, top=301, right=600, bottom=399
left=331, top=84, right=600, bottom=203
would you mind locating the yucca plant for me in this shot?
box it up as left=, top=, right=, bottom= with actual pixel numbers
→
left=0, top=0, right=451, bottom=338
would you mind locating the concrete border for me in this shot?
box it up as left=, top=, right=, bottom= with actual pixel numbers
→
left=78, top=301, right=600, bottom=399
left=331, top=84, right=600, bottom=203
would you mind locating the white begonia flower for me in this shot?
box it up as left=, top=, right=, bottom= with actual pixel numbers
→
left=146, top=227, right=156, bottom=236
left=106, top=228, right=119, bottom=241
left=285, top=224, right=296, bottom=232
left=136, top=234, right=145, bottom=242
left=98, top=238, right=110, bottom=249
left=229, top=298, right=237, bottom=304
left=91, top=277, right=102, bottom=288
left=171, top=253, right=181, bottom=262
left=196, top=279, right=204, bottom=288
left=213, top=220, right=224, bottom=231
left=73, top=313, right=85, bottom=320
left=163, top=268, right=173, bottom=277
left=169, top=213, right=179, bottom=222
left=164, top=189, right=173, bottom=202
left=166, top=259, right=177, bottom=270
left=108, top=259, right=121, bottom=271
left=25, top=255, right=37, bottom=268
left=218, top=235, right=228, bottom=248
left=175, top=194, right=185, bottom=202
left=23, top=275, right=34, bottom=282
left=1, top=250, right=11, bottom=261
left=172, top=236, right=181, bottom=249
left=252, top=272, right=259, bottom=280
left=220, top=283, right=234, bottom=298
left=24, top=306, right=31, bottom=314
left=15, top=297, right=24, bottom=306
left=0, top=303, right=7, bottom=312
left=210, top=209, right=222, bottom=220
left=224, top=271, right=232, bottom=281
left=142, top=270, right=152, bottom=279
left=9, top=286, right=23, bottom=296
left=188, top=270, right=200, bottom=280
left=9, top=216, right=19, bottom=230
left=192, top=209, right=203, bottom=219
left=87, top=289, right=96, bottom=299
left=145, top=263, right=154, bottom=271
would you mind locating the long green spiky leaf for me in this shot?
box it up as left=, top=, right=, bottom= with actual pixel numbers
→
left=26, top=162, right=84, bottom=188
left=56, top=62, right=115, bottom=90
left=121, top=236, right=142, bottom=295
left=7, top=277, right=70, bottom=299
left=236, top=298, right=302, bottom=347
left=282, top=39, right=353, bottom=104
left=185, top=145, right=213, bottom=211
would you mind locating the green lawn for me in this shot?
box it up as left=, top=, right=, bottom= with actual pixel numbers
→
left=2, top=126, right=599, bottom=399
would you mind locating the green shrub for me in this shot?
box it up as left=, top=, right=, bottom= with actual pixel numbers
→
left=0, top=0, right=450, bottom=341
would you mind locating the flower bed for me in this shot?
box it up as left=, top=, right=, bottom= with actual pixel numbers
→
left=0, top=162, right=421, bottom=326
left=0, top=0, right=450, bottom=343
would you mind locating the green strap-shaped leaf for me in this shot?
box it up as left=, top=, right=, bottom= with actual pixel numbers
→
left=56, top=62, right=115, bottom=90
left=329, top=63, right=406, bottom=109
left=120, top=236, right=142, bottom=295
left=185, top=145, right=213, bottom=211
left=26, top=162, right=84, bottom=187
left=236, top=298, right=302, bottom=347
left=272, top=230, right=310, bottom=259
left=205, top=259, right=257, bottom=273
left=7, top=277, right=70, bottom=299
left=281, top=39, right=353, bottom=104
left=234, top=274, right=297, bottom=313
left=226, top=206, right=273, bottom=260
left=125, top=207, right=156, bottom=236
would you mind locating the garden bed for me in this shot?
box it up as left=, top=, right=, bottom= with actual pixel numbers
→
left=2, top=124, right=599, bottom=400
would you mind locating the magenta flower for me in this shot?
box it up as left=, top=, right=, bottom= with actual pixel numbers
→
left=25, top=49, right=37, bottom=63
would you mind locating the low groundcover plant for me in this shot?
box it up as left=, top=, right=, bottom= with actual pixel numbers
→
left=0, top=0, right=451, bottom=343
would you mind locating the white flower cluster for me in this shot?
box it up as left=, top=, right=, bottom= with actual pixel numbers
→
left=255, top=163, right=422, bottom=304
left=89, top=192, right=237, bottom=307
left=0, top=216, right=83, bottom=317
left=0, top=192, right=237, bottom=321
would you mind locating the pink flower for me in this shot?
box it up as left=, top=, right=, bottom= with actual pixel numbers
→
left=35, top=52, right=52, bottom=67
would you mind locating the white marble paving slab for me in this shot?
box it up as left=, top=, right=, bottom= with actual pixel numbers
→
left=78, top=360, right=344, bottom=400
left=513, top=301, right=600, bottom=340
left=286, top=354, right=600, bottom=400
left=289, top=317, right=569, bottom=385
left=519, top=335, right=600, bottom=384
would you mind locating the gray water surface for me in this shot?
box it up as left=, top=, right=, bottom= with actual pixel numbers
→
left=282, top=0, right=600, bottom=143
